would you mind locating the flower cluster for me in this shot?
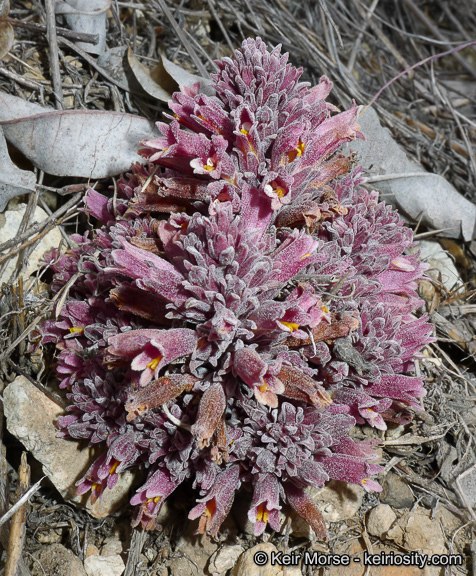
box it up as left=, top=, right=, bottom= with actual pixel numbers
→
left=40, top=38, right=433, bottom=539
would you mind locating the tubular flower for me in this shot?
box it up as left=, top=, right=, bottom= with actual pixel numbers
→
left=39, top=38, right=433, bottom=539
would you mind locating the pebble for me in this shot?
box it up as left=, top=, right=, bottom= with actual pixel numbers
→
left=286, top=480, right=363, bottom=538
left=325, top=540, right=439, bottom=576
left=101, top=536, right=123, bottom=557
left=208, top=545, right=244, bottom=576
left=230, top=543, right=282, bottom=576
left=35, top=528, right=63, bottom=544
left=84, top=555, right=125, bottom=576
left=4, top=376, right=134, bottom=518
left=366, top=504, right=397, bottom=538
left=403, top=511, right=446, bottom=555
left=456, top=464, right=476, bottom=508
left=86, top=545, right=100, bottom=558
left=166, top=556, right=198, bottom=576
left=380, top=473, right=414, bottom=509
left=168, top=527, right=218, bottom=576
left=31, top=543, right=86, bottom=576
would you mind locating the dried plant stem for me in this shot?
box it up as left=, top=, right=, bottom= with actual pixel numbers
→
left=58, top=37, right=130, bottom=92
left=347, top=0, right=380, bottom=72
left=401, top=0, right=476, bottom=79
left=152, top=0, right=210, bottom=78
left=0, top=401, right=9, bottom=547
left=393, top=111, right=474, bottom=159
left=350, top=0, right=411, bottom=74
left=44, top=0, right=64, bottom=109
left=124, top=530, right=148, bottom=576
left=0, top=192, right=82, bottom=266
left=17, top=278, right=26, bottom=362
left=206, top=0, right=234, bottom=51
left=5, top=453, right=31, bottom=576
left=365, top=41, right=476, bottom=111
left=6, top=17, right=99, bottom=44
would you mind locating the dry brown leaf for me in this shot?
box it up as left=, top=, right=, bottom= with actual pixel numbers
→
left=0, top=0, right=13, bottom=61
left=0, top=20, right=13, bottom=60
left=0, top=0, right=9, bottom=17
left=127, top=49, right=213, bottom=102
left=127, top=47, right=171, bottom=102
left=159, top=55, right=213, bottom=94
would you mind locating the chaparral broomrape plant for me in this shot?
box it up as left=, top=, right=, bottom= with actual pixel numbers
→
left=40, top=38, right=433, bottom=539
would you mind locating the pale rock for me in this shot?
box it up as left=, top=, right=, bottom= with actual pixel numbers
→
left=168, top=528, right=218, bottom=576
left=101, top=536, right=123, bottom=557
left=437, top=507, right=463, bottom=532
left=309, top=481, right=364, bottom=522
left=403, top=510, right=446, bottom=555
left=376, top=507, right=449, bottom=576
left=86, top=545, right=100, bottom=558
left=386, top=523, right=405, bottom=544
left=144, top=547, right=157, bottom=562
left=281, top=567, right=303, bottom=576
left=367, top=504, right=397, bottom=538
left=156, top=498, right=174, bottom=527
left=285, top=480, right=363, bottom=538
left=0, top=203, right=61, bottom=283
left=457, top=464, right=476, bottom=508
left=326, top=539, right=441, bottom=576
left=231, top=543, right=282, bottom=576
left=31, top=543, right=87, bottom=576
left=84, top=555, right=125, bottom=576
left=208, top=544, right=244, bottom=576
left=4, top=376, right=134, bottom=518
left=418, top=241, right=463, bottom=294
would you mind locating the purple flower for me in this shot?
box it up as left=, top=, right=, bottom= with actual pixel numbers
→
left=188, top=465, right=240, bottom=536
left=248, top=473, right=281, bottom=536
left=131, top=468, right=180, bottom=530
left=39, top=37, right=434, bottom=539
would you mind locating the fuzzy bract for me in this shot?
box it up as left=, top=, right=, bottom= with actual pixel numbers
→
left=39, top=38, right=433, bottom=539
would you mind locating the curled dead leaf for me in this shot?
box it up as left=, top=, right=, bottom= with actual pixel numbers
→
left=127, top=48, right=171, bottom=102
left=0, top=0, right=9, bottom=17
left=127, top=49, right=213, bottom=102
left=0, top=0, right=13, bottom=61
left=0, top=20, right=13, bottom=60
left=159, top=55, right=213, bottom=94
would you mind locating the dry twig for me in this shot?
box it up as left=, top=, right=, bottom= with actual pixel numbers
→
left=5, top=453, right=31, bottom=576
